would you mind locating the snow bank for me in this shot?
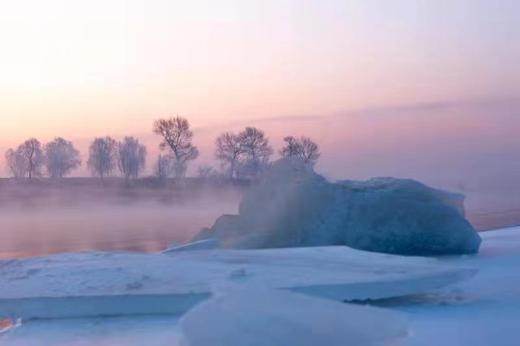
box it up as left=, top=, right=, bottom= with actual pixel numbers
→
left=179, top=287, right=408, bottom=346
left=0, top=247, right=475, bottom=319
left=3, top=227, right=518, bottom=346
left=194, top=158, right=481, bottom=255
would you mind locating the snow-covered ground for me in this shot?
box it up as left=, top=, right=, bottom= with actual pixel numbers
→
left=179, top=287, right=409, bottom=346
left=396, top=227, right=520, bottom=346
left=1, top=227, right=519, bottom=345
left=0, top=245, right=473, bottom=319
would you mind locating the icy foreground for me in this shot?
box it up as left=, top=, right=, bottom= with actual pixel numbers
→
left=179, top=288, right=408, bottom=346
left=2, top=227, right=519, bottom=345
left=0, top=246, right=474, bottom=319
left=194, top=159, right=481, bottom=256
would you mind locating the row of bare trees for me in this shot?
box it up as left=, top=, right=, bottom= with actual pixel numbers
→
left=5, top=138, right=81, bottom=179
left=4, top=116, right=320, bottom=180
left=87, top=136, right=147, bottom=181
left=215, top=130, right=321, bottom=179
left=154, top=117, right=320, bottom=180
left=4, top=137, right=146, bottom=181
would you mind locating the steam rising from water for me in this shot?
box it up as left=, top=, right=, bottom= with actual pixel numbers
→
left=0, top=181, right=242, bottom=259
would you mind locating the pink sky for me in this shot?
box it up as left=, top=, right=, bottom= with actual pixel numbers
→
left=0, top=0, right=519, bottom=183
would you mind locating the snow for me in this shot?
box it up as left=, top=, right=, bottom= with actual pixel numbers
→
left=1, top=227, right=519, bottom=345
left=195, top=159, right=481, bottom=256
left=396, top=227, right=520, bottom=346
left=0, top=246, right=474, bottom=319
left=179, top=287, right=408, bottom=346
left=163, top=239, right=219, bottom=253
left=1, top=316, right=183, bottom=346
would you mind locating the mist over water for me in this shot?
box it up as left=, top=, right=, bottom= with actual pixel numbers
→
left=0, top=174, right=518, bottom=259
left=0, top=180, right=242, bottom=259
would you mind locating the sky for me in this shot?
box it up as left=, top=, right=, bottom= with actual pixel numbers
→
left=0, top=0, right=519, bottom=186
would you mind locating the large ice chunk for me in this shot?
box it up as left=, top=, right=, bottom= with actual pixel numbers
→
left=194, top=159, right=481, bottom=255
left=179, top=287, right=409, bottom=346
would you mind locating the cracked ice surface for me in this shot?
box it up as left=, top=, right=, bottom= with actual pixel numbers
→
left=0, top=246, right=474, bottom=319
left=6, top=227, right=520, bottom=345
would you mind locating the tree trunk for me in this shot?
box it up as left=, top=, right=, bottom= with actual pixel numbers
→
left=230, top=160, right=235, bottom=180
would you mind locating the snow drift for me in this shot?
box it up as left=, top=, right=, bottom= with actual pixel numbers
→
left=194, top=159, right=481, bottom=255
left=3, top=227, right=518, bottom=345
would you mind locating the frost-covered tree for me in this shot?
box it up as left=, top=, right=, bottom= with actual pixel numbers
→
left=153, top=117, right=199, bottom=178
left=44, top=137, right=81, bottom=178
left=13, top=138, right=45, bottom=180
left=87, top=137, right=117, bottom=180
left=118, top=136, right=146, bottom=180
left=237, top=127, right=273, bottom=178
left=280, top=136, right=320, bottom=167
left=215, top=132, right=243, bottom=179
left=5, top=148, right=28, bottom=178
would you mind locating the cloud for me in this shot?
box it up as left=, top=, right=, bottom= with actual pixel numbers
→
left=193, top=96, right=520, bottom=132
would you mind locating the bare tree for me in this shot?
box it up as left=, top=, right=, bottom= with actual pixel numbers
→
left=280, top=136, right=320, bottom=166
left=300, top=137, right=320, bottom=165
left=45, top=137, right=81, bottom=178
left=118, top=137, right=146, bottom=180
left=280, top=136, right=301, bottom=157
left=15, top=138, right=45, bottom=180
left=153, top=117, right=199, bottom=178
left=215, top=132, right=243, bottom=179
left=237, top=127, right=273, bottom=177
left=87, top=137, right=117, bottom=180
left=5, top=148, right=28, bottom=178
